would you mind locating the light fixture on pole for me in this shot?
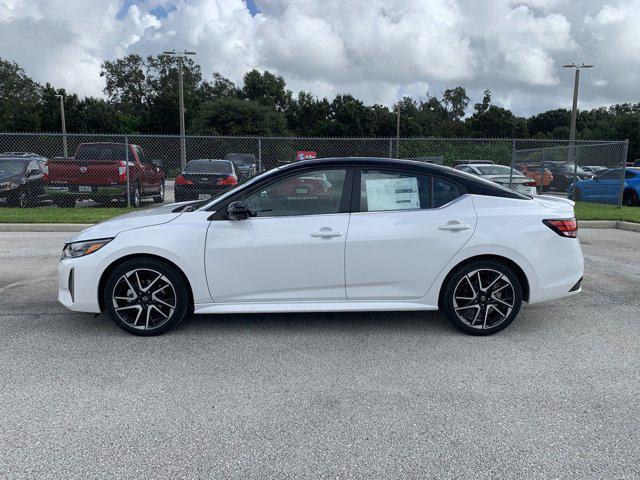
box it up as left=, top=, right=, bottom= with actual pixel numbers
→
left=162, top=50, right=197, bottom=169
left=55, top=94, right=68, bottom=157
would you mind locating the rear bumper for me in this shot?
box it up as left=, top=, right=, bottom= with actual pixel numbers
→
left=45, top=183, right=126, bottom=197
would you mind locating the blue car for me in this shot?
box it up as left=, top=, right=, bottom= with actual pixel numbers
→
left=568, top=167, right=640, bottom=206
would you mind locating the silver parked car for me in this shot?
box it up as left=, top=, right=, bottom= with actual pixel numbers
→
left=454, top=163, right=538, bottom=196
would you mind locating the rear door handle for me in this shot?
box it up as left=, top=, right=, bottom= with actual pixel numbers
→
left=438, top=222, right=471, bottom=231
left=311, top=228, right=343, bottom=238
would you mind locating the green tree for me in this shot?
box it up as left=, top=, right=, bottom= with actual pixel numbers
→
left=242, top=70, right=291, bottom=111
left=189, top=97, right=289, bottom=136
left=0, top=58, right=41, bottom=131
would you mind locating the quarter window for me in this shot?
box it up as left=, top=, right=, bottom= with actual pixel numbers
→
left=243, top=169, right=347, bottom=217
left=433, top=178, right=460, bottom=207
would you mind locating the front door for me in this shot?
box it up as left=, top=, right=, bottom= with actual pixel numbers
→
left=345, top=169, right=476, bottom=300
left=205, top=167, right=351, bottom=303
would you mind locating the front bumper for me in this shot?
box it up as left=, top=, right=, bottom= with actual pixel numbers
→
left=58, top=256, right=102, bottom=313
left=45, top=183, right=126, bottom=197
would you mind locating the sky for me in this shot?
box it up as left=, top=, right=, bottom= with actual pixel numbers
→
left=0, top=0, right=638, bottom=116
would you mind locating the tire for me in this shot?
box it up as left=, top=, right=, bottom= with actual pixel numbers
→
left=53, top=196, right=76, bottom=208
left=153, top=181, right=165, bottom=203
left=574, top=188, right=582, bottom=201
left=623, top=189, right=639, bottom=207
left=441, top=260, right=523, bottom=336
left=103, top=258, right=191, bottom=336
left=9, top=189, right=29, bottom=208
left=123, top=183, right=141, bottom=208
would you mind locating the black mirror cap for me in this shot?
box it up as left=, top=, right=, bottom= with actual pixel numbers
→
left=226, top=201, right=252, bottom=220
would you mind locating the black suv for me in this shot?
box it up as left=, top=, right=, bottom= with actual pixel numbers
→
left=0, top=154, right=48, bottom=207
left=225, top=153, right=258, bottom=181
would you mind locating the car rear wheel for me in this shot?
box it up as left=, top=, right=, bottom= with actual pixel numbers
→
left=623, top=190, right=639, bottom=207
left=104, top=259, right=191, bottom=336
left=441, top=260, right=523, bottom=336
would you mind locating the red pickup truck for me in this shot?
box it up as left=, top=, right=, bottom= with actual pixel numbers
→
left=43, top=142, right=165, bottom=208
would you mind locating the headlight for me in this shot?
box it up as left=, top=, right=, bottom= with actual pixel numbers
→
left=62, top=238, right=113, bottom=259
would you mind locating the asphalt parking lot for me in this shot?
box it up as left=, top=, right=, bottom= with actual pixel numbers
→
left=0, top=229, right=638, bottom=479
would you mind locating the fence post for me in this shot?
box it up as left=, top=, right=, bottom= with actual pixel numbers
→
left=257, top=137, right=262, bottom=173
left=125, top=134, right=130, bottom=208
left=388, top=138, right=393, bottom=158
left=572, top=146, right=580, bottom=201
left=617, top=140, right=629, bottom=207
left=508, top=139, right=516, bottom=188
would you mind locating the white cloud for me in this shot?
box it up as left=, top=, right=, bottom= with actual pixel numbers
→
left=0, top=0, right=638, bottom=116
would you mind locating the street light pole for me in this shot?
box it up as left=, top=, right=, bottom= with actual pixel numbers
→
left=163, top=50, right=196, bottom=170
left=396, top=102, right=401, bottom=157
left=562, top=62, right=592, bottom=200
left=55, top=94, right=68, bottom=157
left=562, top=63, right=593, bottom=157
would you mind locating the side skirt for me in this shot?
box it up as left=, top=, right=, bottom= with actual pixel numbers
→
left=193, top=301, right=438, bottom=315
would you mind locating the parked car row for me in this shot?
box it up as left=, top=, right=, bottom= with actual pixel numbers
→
left=0, top=145, right=261, bottom=208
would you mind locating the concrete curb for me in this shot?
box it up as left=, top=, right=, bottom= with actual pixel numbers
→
left=579, top=220, right=640, bottom=232
left=0, top=223, right=91, bottom=232
left=1, top=220, right=638, bottom=233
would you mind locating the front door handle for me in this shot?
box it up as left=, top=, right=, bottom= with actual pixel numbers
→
left=311, top=228, right=343, bottom=238
left=438, top=222, right=471, bottom=231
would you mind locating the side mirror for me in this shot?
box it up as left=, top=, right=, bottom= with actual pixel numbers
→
left=226, top=201, right=252, bottom=221
left=151, top=159, right=163, bottom=168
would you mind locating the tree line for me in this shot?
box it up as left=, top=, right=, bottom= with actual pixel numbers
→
left=1, top=55, right=638, bottom=160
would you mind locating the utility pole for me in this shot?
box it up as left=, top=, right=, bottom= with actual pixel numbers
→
left=396, top=102, right=401, bottom=158
left=163, top=50, right=196, bottom=169
left=562, top=63, right=593, bottom=162
left=55, top=94, right=68, bottom=157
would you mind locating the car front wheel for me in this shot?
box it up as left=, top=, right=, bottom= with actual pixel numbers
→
left=104, top=259, right=191, bottom=336
left=441, top=260, right=523, bottom=336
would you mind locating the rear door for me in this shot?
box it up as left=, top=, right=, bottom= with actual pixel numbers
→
left=345, top=168, right=476, bottom=300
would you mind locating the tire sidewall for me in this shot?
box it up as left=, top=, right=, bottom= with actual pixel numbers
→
left=104, top=258, right=190, bottom=336
left=442, top=260, right=523, bottom=336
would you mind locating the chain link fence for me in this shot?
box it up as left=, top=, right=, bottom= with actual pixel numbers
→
left=0, top=132, right=630, bottom=209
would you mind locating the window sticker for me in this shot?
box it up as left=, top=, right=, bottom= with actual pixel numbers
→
left=365, top=177, right=420, bottom=211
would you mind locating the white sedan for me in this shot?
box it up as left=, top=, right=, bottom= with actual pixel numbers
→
left=454, top=163, right=538, bottom=196
left=58, top=158, right=583, bottom=336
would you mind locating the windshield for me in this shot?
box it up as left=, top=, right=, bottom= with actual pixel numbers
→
left=184, top=160, right=232, bottom=174
left=0, top=160, right=26, bottom=175
left=476, top=165, right=518, bottom=176
left=76, top=144, right=127, bottom=161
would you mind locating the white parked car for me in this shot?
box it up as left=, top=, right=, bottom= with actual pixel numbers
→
left=58, top=158, right=583, bottom=336
left=454, top=163, right=538, bottom=196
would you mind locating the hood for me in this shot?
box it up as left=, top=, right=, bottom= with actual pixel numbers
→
left=532, top=195, right=575, bottom=209
left=70, top=203, right=185, bottom=242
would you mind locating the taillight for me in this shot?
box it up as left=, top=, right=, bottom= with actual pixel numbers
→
left=525, top=181, right=536, bottom=186
left=175, top=174, right=193, bottom=185
left=217, top=175, right=238, bottom=186
left=42, top=162, right=49, bottom=182
left=118, top=161, right=126, bottom=183
left=543, top=218, right=578, bottom=238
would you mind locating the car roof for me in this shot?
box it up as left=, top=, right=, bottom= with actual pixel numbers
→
left=277, top=157, right=527, bottom=199
left=188, top=159, right=232, bottom=164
